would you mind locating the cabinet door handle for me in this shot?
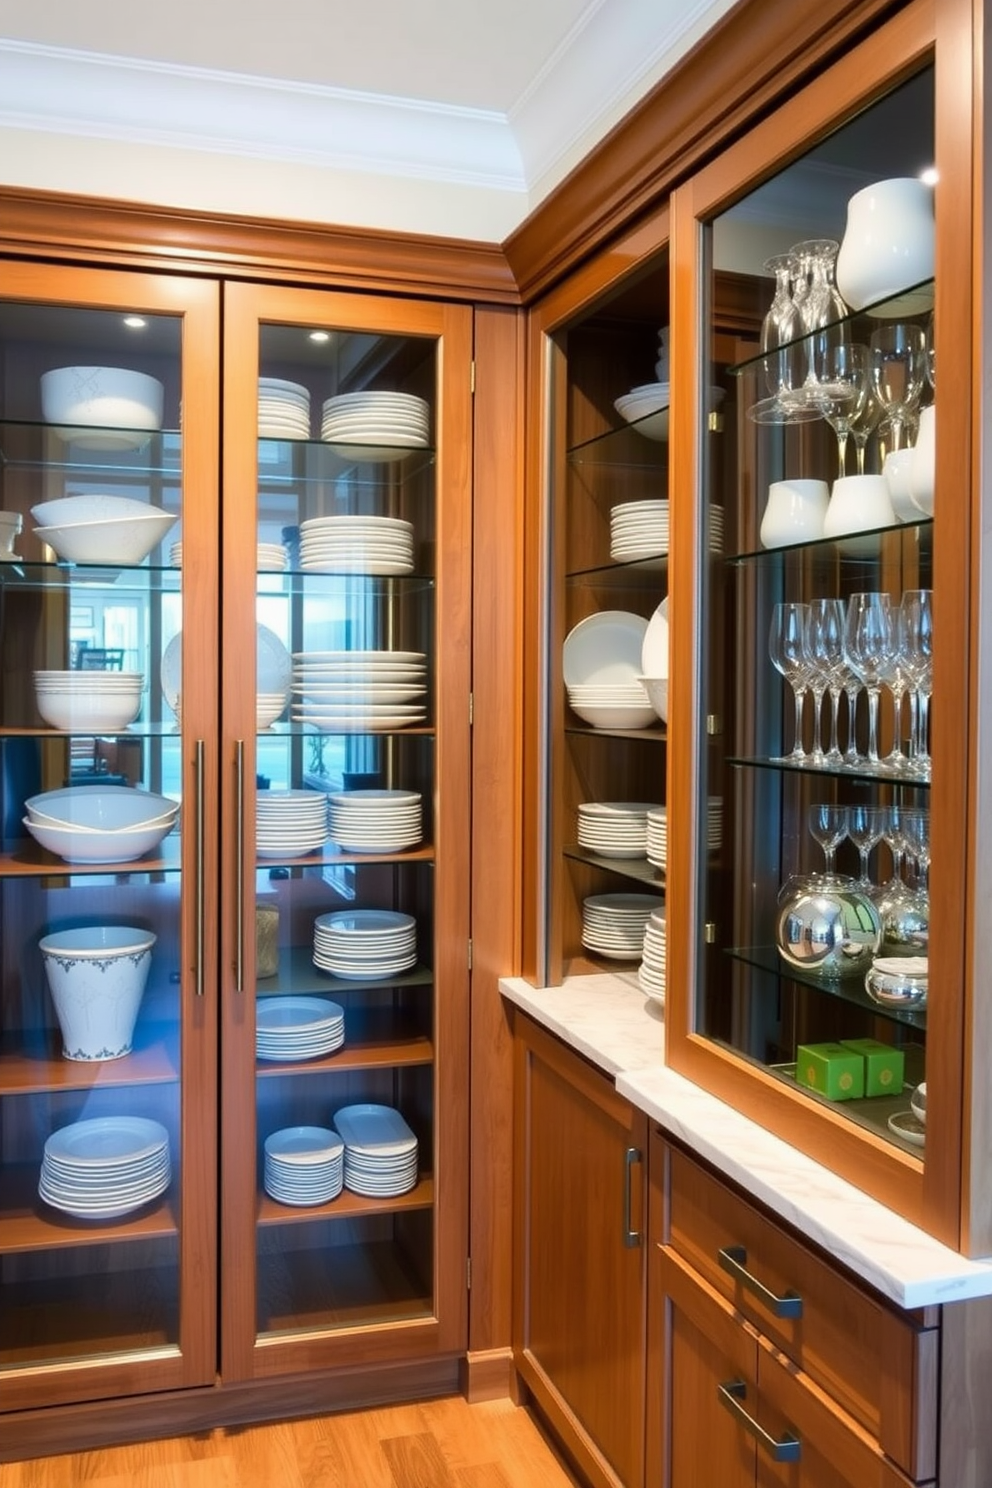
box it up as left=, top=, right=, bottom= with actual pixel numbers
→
left=623, top=1146, right=642, bottom=1248
left=718, top=1244, right=803, bottom=1318
left=717, top=1380, right=801, bottom=1463
left=194, top=739, right=206, bottom=998
left=235, top=739, right=245, bottom=993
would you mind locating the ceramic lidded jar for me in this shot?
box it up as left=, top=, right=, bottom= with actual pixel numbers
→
left=836, top=177, right=935, bottom=316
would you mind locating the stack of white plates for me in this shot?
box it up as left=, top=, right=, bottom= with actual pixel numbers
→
left=263, top=1126, right=344, bottom=1207
left=321, top=391, right=430, bottom=463
left=256, top=996, right=345, bottom=1061
left=256, top=692, right=288, bottom=730
left=39, top=1115, right=170, bottom=1220
left=333, top=1103, right=419, bottom=1197
left=258, top=377, right=310, bottom=440
left=291, top=650, right=428, bottom=731
left=611, top=499, right=670, bottom=562
left=581, top=892, right=664, bottom=960
left=313, top=908, right=417, bottom=979
left=563, top=611, right=655, bottom=729
left=170, top=540, right=287, bottom=571
left=327, top=789, right=423, bottom=852
left=708, top=506, right=725, bottom=554
left=299, top=515, right=414, bottom=575
left=256, top=789, right=328, bottom=857
left=577, top=801, right=659, bottom=859
left=646, top=807, right=667, bottom=871
left=638, top=910, right=667, bottom=1005
left=707, top=797, right=723, bottom=851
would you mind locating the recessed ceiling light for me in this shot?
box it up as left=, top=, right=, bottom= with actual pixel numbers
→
left=123, top=315, right=147, bottom=330
left=309, top=330, right=331, bottom=343
left=920, top=167, right=938, bottom=186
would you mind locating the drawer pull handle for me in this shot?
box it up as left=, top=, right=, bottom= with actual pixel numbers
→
left=718, top=1380, right=801, bottom=1463
left=718, top=1244, right=803, bottom=1318
left=623, top=1146, right=642, bottom=1248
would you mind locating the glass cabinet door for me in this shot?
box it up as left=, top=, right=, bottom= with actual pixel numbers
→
left=529, top=223, right=672, bottom=989
left=219, top=284, right=471, bottom=1377
left=667, top=6, right=971, bottom=1233
left=0, top=264, right=220, bottom=1407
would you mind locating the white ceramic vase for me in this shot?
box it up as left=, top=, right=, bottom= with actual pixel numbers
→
left=909, top=403, right=936, bottom=516
left=759, top=479, right=829, bottom=548
left=836, top=177, right=935, bottom=316
left=40, top=925, right=156, bottom=1061
left=823, top=474, right=897, bottom=555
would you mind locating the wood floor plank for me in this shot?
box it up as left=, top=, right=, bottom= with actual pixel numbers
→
left=454, top=1464, right=515, bottom=1488
left=380, top=1431, right=458, bottom=1488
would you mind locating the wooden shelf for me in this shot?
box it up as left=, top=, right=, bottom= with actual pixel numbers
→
left=256, top=1008, right=433, bottom=1076
left=255, top=843, right=435, bottom=870
left=257, top=1236, right=433, bottom=1336
left=0, top=1165, right=179, bottom=1254
left=0, top=834, right=182, bottom=877
left=0, top=1027, right=180, bottom=1095
left=257, top=945, right=434, bottom=997
left=257, top=1174, right=433, bottom=1226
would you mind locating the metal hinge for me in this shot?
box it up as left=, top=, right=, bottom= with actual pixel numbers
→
left=470, top=360, right=476, bottom=394
left=706, top=714, right=722, bottom=735
left=704, top=923, right=718, bottom=944
left=708, top=411, right=724, bottom=433
left=468, top=938, right=473, bottom=970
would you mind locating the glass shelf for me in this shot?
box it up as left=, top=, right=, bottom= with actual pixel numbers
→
left=0, top=559, right=181, bottom=592
left=257, top=436, right=435, bottom=487
left=566, top=556, right=668, bottom=587
left=727, top=517, right=932, bottom=567
left=566, top=418, right=668, bottom=467
left=0, top=421, right=181, bottom=476
left=563, top=843, right=665, bottom=889
left=726, top=944, right=927, bottom=1031
left=258, top=570, right=435, bottom=598
left=564, top=722, right=666, bottom=743
left=728, top=755, right=931, bottom=790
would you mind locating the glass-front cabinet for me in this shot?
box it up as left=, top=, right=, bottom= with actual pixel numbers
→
left=667, top=6, right=977, bottom=1242
left=0, top=264, right=220, bottom=1408
left=219, top=284, right=471, bottom=1378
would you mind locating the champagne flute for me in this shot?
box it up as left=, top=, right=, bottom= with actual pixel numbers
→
left=804, top=598, right=847, bottom=767
left=901, top=588, right=934, bottom=780
left=769, top=602, right=811, bottom=763
left=844, top=592, right=895, bottom=770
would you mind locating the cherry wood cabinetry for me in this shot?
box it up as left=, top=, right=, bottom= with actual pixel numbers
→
left=512, top=1012, right=648, bottom=1488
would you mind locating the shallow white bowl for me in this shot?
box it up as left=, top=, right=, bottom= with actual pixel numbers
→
left=35, top=688, right=142, bottom=732
left=569, top=699, right=657, bottom=729
left=31, top=494, right=171, bottom=529
left=24, top=816, right=175, bottom=863
left=39, top=925, right=156, bottom=1061
left=40, top=367, right=164, bottom=435
left=638, top=676, right=668, bottom=722
left=34, top=511, right=177, bottom=565
left=25, top=785, right=178, bottom=832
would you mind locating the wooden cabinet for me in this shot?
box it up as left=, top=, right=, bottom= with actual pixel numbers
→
left=512, top=1012, right=648, bottom=1488
left=649, top=1133, right=933, bottom=1487
left=0, top=262, right=473, bottom=1445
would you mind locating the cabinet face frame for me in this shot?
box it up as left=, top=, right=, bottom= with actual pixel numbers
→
left=521, top=207, right=672, bottom=987
left=219, top=282, right=472, bottom=1379
left=665, top=0, right=979, bottom=1246
left=0, top=260, right=221, bottom=1407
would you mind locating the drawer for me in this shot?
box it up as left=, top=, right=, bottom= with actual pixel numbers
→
left=660, top=1139, right=938, bottom=1481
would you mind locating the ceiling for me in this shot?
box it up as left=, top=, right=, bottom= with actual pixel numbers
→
left=0, top=0, right=739, bottom=243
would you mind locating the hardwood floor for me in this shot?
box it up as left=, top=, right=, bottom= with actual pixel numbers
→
left=0, top=1395, right=582, bottom=1487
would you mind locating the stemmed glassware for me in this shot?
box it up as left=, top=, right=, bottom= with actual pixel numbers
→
left=769, top=602, right=811, bottom=762
left=849, top=387, right=883, bottom=475
left=792, top=239, right=849, bottom=399
left=844, top=592, right=895, bottom=770
left=760, top=253, right=804, bottom=401
left=900, top=589, right=933, bottom=780
left=847, top=803, right=887, bottom=888
left=808, top=803, right=849, bottom=877
left=804, top=598, right=847, bottom=767
left=816, top=342, right=870, bottom=478
left=869, top=323, right=926, bottom=452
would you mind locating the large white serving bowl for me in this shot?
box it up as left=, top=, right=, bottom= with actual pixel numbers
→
left=24, top=815, right=175, bottom=863
left=568, top=697, right=657, bottom=730
left=40, top=366, right=164, bottom=445
left=25, top=785, right=178, bottom=832
left=35, top=688, right=142, bottom=733
left=39, top=925, right=156, bottom=1061
left=34, top=511, right=177, bottom=565
left=30, top=494, right=171, bottom=529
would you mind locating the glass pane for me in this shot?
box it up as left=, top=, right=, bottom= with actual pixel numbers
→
left=697, top=69, right=934, bottom=1156
left=0, top=299, right=185, bottom=1368
left=252, top=323, right=438, bottom=1338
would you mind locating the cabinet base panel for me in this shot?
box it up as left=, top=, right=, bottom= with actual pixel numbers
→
left=0, top=1354, right=462, bottom=1463
left=461, top=1346, right=516, bottom=1402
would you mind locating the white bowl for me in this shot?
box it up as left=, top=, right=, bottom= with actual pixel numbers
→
left=35, top=688, right=142, bottom=732
left=910, top=1082, right=927, bottom=1125
left=31, top=494, right=173, bottom=529
left=34, top=511, right=177, bottom=565
left=568, top=698, right=657, bottom=730
left=24, top=816, right=175, bottom=863
left=25, top=785, right=178, bottom=832
left=638, top=676, right=668, bottom=722
left=40, top=367, right=164, bottom=448
left=39, top=925, right=156, bottom=1061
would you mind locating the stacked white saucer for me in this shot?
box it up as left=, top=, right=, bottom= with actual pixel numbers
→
left=292, top=650, right=428, bottom=731
left=39, top=1115, right=171, bottom=1220
left=577, top=801, right=659, bottom=859
left=299, top=514, right=414, bottom=575
left=321, top=391, right=430, bottom=463
left=263, top=1126, right=344, bottom=1207
left=638, top=909, right=667, bottom=1005
left=258, top=377, right=310, bottom=440
left=256, top=789, right=328, bottom=857
left=333, top=1103, right=419, bottom=1197
left=610, top=499, right=670, bottom=562
left=581, top=892, right=664, bottom=960
left=327, top=789, right=423, bottom=852
left=646, top=807, right=667, bottom=872
left=256, top=996, right=345, bottom=1062
left=170, top=540, right=286, bottom=571
left=313, top=908, right=417, bottom=980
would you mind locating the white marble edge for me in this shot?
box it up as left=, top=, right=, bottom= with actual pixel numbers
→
left=500, top=972, right=992, bottom=1311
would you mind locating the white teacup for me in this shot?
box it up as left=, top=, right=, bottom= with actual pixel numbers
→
left=823, top=475, right=897, bottom=554
left=760, top=479, right=829, bottom=548
left=883, top=448, right=918, bottom=522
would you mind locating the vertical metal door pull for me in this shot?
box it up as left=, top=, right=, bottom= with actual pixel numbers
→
left=235, top=740, right=245, bottom=992
left=194, top=739, right=205, bottom=997
left=623, top=1146, right=642, bottom=1247
left=717, top=1380, right=801, bottom=1462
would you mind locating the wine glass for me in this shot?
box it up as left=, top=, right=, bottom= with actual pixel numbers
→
left=849, top=387, right=884, bottom=475
left=792, top=239, right=848, bottom=398
left=808, top=803, right=849, bottom=876
left=804, top=598, right=847, bottom=767
left=869, top=323, right=926, bottom=452
left=769, top=602, right=811, bottom=763
left=760, top=253, right=804, bottom=400
left=844, top=592, right=895, bottom=770
left=815, top=342, right=870, bottom=478
left=900, top=589, right=934, bottom=780
left=879, top=639, right=912, bottom=776
left=902, top=806, right=931, bottom=893
left=925, top=310, right=936, bottom=392
left=848, top=803, right=887, bottom=888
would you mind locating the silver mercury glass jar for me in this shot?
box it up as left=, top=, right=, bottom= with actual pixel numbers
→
left=775, top=873, right=882, bottom=979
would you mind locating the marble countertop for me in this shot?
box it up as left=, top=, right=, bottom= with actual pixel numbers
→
left=500, top=972, right=992, bottom=1310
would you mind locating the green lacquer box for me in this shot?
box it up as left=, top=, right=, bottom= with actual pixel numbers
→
left=839, top=1038, right=905, bottom=1098
left=795, top=1042, right=865, bottom=1102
